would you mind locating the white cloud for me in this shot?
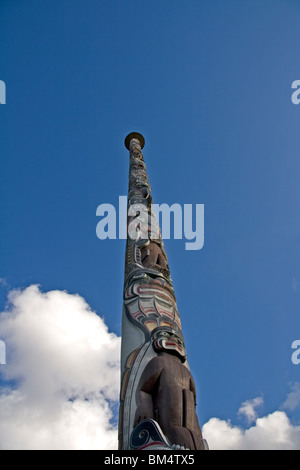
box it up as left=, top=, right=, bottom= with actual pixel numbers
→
left=0, top=285, right=121, bottom=450
left=203, top=410, right=300, bottom=450
left=1, top=284, right=300, bottom=450
left=203, top=391, right=300, bottom=450
left=238, top=396, right=264, bottom=424
left=282, top=382, right=300, bottom=412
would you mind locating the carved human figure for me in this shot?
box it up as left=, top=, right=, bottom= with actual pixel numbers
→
left=134, top=352, right=204, bottom=450
left=141, top=242, right=168, bottom=270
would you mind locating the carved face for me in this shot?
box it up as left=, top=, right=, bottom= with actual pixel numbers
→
left=151, top=327, right=186, bottom=361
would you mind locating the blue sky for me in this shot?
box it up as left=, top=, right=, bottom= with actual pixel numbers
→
left=0, top=0, right=300, bottom=449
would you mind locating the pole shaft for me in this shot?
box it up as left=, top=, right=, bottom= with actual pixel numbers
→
left=119, top=133, right=205, bottom=450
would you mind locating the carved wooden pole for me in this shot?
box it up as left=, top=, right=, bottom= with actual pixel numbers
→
left=119, top=132, right=207, bottom=450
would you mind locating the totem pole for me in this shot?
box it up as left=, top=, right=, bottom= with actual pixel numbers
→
left=119, top=132, right=207, bottom=451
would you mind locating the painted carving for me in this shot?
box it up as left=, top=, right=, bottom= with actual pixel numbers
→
left=133, top=353, right=204, bottom=450
left=119, top=133, right=207, bottom=451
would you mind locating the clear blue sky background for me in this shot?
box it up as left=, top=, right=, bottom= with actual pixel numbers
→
left=1, top=0, right=300, bottom=430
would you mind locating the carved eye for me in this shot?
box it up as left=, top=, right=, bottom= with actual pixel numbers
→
left=161, top=331, right=170, bottom=338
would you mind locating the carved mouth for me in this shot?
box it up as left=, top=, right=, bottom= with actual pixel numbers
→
left=164, top=340, right=183, bottom=353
